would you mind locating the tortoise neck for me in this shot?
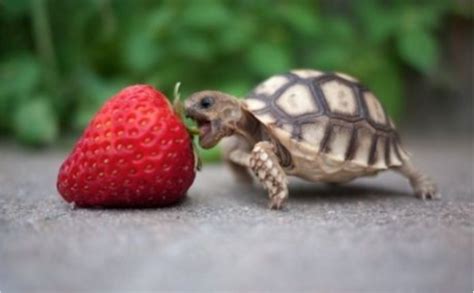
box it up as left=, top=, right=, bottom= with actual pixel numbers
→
left=234, top=108, right=266, bottom=146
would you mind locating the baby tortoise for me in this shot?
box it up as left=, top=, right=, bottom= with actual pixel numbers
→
left=185, top=69, right=439, bottom=209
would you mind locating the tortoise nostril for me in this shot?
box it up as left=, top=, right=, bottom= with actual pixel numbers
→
left=184, top=108, right=191, bottom=117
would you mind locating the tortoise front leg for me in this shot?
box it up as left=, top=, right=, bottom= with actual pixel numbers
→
left=227, top=140, right=288, bottom=209
left=395, top=160, right=440, bottom=200
left=249, top=141, right=288, bottom=209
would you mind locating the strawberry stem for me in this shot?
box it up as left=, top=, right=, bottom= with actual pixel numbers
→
left=173, top=82, right=200, bottom=135
left=173, top=82, right=202, bottom=171
left=173, top=82, right=183, bottom=116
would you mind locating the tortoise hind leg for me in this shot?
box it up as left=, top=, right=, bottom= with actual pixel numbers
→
left=395, top=160, right=440, bottom=200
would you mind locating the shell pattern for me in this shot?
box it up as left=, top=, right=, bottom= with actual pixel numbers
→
left=244, top=69, right=409, bottom=172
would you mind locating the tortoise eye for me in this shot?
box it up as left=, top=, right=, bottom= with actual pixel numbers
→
left=200, top=96, right=214, bottom=109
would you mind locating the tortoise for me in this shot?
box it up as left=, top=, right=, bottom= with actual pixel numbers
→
left=184, top=69, right=439, bottom=209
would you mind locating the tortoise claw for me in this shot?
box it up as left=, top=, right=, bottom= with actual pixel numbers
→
left=415, top=180, right=440, bottom=200
left=416, top=188, right=441, bottom=200
left=268, top=192, right=287, bottom=210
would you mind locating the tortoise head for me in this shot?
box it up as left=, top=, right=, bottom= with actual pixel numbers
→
left=185, top=91, right=242, bottom=148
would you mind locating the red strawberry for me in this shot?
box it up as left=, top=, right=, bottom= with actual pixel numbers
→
left=57, top=85, right=196, bottom=207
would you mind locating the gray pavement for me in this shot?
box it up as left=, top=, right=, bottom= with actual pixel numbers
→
left=0, top=138, right=472, bottom=292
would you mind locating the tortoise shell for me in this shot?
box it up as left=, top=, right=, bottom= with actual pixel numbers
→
left=244, top=69, right=409, bottom=170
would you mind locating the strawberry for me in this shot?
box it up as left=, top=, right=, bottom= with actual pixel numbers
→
left=57, top=84, right=196, bottom=207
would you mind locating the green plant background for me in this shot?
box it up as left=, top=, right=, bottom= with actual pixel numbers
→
left=0, top=0, right=468, bottom=160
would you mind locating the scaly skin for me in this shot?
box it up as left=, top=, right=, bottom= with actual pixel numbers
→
left=396, top=160, right=440, bottom=200
left=249, top=142, right=288, bottom=209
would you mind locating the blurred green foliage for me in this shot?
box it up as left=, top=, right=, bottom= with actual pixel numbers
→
left=0, top=0, right=467, bottom=150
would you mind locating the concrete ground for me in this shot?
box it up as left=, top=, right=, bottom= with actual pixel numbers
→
left=0, top=137, right=472, bottom=292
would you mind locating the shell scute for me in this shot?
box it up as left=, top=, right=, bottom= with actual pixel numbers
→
left=364, top=91, right=387, bottom=126
left=300, top=117, right=329, bottom=152
left=320, top=79, right=359, bottom=117
left=290, top=69, right=324, bottom=79
left=323, top=124, right=353, bottom=161
left=253, top=75, right=289, bottom=97
left=275, top=84, right=318, bottom=116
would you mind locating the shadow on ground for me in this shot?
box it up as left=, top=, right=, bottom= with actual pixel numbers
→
left=226, top=177, right=411, bottom=207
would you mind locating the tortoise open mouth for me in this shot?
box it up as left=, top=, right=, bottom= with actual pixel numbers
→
left=196, top=119, right=211, bottom=137
left=185, top=109, right=215, bottom=148
left=196, top=119, right=216, bottom=148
